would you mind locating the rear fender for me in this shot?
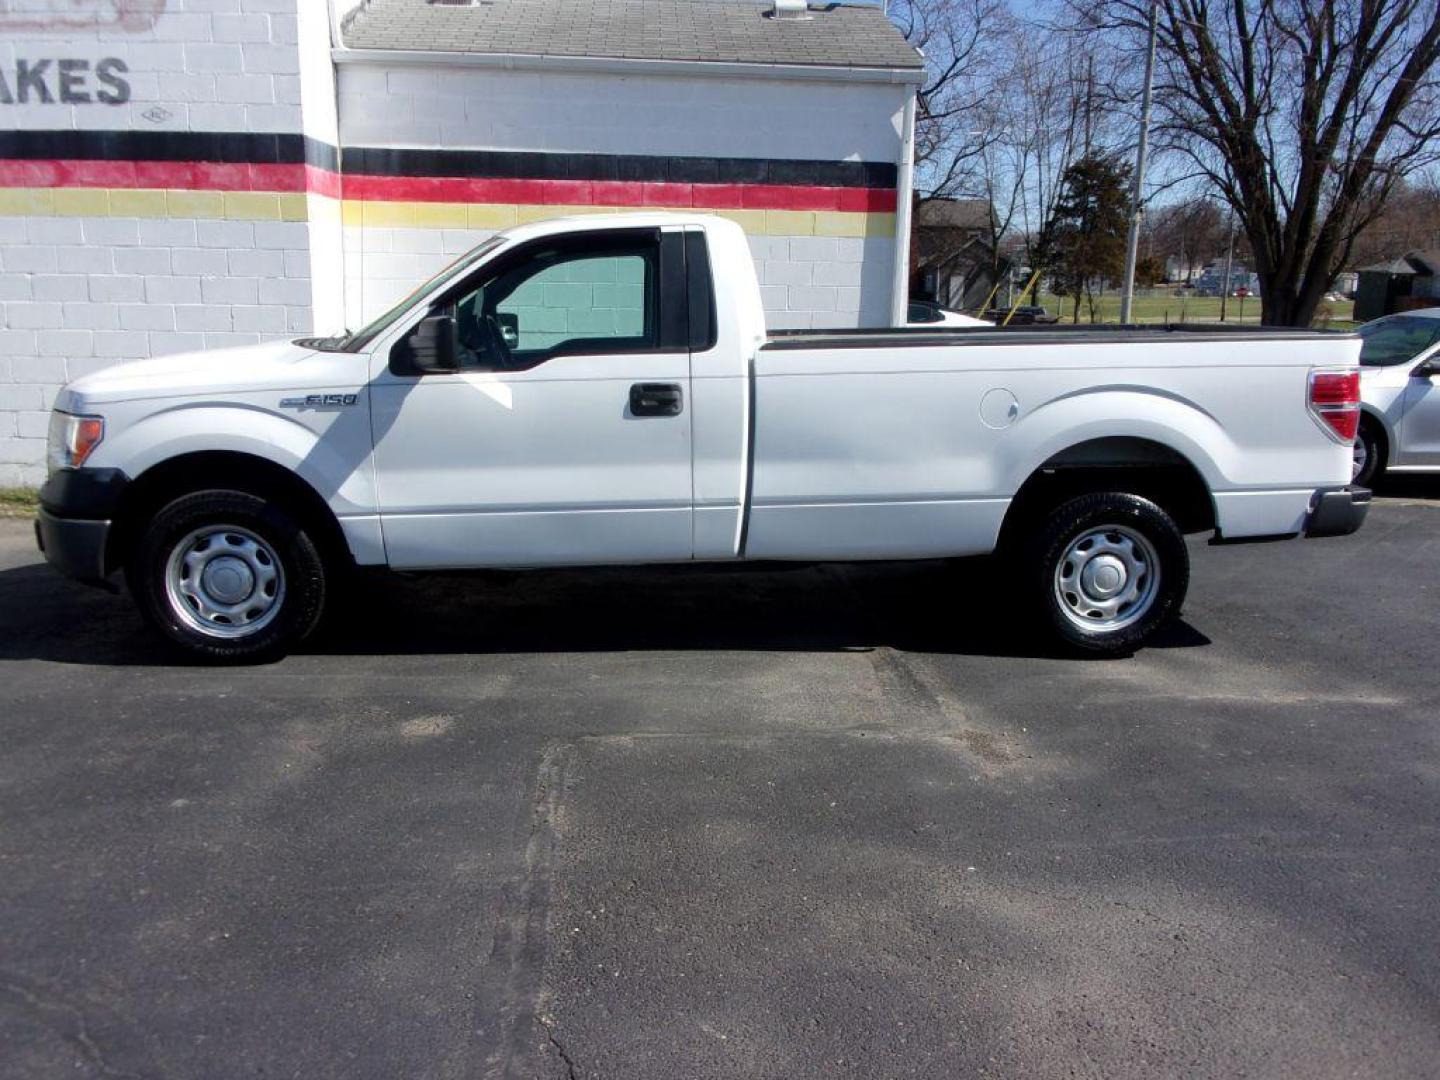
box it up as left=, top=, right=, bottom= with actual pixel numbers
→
left=998, top=388, right=1231, bottom=496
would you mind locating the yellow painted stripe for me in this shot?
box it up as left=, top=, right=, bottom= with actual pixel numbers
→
left=0, top=187, right=328, bottom=221
left=335, top=200, right=893, bottom=238
left=0, top=187, right=892, bottom=238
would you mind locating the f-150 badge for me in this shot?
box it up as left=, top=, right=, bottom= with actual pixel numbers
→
left=279, top=393, right=358, bottom=409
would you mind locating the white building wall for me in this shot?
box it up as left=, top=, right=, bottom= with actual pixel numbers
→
left=0, top=0, right=318, bottom=485
left=337, top=65, right=906, bottom=160
left=335, top=62, right=905, bottom=332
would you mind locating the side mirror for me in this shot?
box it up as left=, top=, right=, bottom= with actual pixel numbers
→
left=496, top=311, right=520, bottom=349
left=1416, top=357, right=1440, bottom=379
left=403, top=315, right=458, bottom=375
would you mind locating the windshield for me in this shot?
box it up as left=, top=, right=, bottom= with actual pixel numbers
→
left=1357, top=314, right=1440, bottom=367
left=336, top=235, right=508, bottom=351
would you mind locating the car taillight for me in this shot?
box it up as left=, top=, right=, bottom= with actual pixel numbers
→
left=1309, top=370, right=1360, bottom=443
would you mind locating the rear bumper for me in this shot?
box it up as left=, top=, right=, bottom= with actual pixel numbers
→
left=35, top=509, right=111, bottom=582
left=1305, top=485, right=1371, bottom=538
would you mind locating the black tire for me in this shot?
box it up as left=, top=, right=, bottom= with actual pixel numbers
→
left=127, top=489, right=327, bottom=662
left=1353, top=420, right=1384, bottom=489
left=1024, top=491, right=1189, bottom=657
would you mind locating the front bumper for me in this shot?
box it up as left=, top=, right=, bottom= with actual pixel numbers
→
left=34, top=466, right=129, bottom=583
left=35, top=509, right=111, bottom=582
left=1305, top=485, right=1371, bottom=538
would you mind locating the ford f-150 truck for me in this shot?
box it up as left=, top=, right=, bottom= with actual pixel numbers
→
left=35, top=212, right=1369, bottom=660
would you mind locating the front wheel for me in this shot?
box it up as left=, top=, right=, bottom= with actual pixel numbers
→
left=128, top=489, right=327, bottom=662
left=1024, top=492, right=1189, bottom=657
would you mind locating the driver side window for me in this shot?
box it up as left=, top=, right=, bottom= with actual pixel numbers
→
left=448, top=236, right=658, bottom=370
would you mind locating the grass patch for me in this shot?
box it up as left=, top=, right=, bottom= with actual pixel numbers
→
left=1021, top=291, right=1355, bottom=329
left=0, top=488, right=40, bottom=517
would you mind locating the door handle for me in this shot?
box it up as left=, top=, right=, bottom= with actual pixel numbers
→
left=629, top=382, right=683, bottom=417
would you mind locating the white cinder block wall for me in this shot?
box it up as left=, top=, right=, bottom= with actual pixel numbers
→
left=0, top=0, right=327, bottom=485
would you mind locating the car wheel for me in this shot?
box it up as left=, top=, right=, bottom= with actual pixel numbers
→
left=1025, top=491, right=1189, bottom=657
left=128, top=489, right=327, bottom=662
left=1352, top=421, right=1383, bottom=488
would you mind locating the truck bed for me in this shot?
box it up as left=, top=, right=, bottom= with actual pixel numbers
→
left=764, top=323, right=1351, bottom=349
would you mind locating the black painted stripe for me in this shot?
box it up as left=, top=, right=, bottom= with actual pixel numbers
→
left=0, top=129, right=898, bottom=190
left=0, top=129, right=339, bottom=172
left=341, top=146, right=897, bottom=188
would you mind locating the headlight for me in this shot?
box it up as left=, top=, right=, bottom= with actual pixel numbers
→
left=46, top=411, right=105, bottom=473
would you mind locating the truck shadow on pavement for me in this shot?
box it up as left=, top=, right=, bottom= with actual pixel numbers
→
left=0, top=555, right=1210, bottom=666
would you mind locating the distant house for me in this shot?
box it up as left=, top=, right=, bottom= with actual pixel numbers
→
left=1164, top=254, right=1204, bottom=284
left=910, top=197, right=999, bottom=311
left=1353, top=252, right=1440, bottom=322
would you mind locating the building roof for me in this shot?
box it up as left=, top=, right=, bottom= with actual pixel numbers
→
left=341, top=0, right=924, bottom=70
left=1359, top=257, right=1417, bottom=275
left=1405, top=250, right=1440, bottom=276
left=915, top=197, right=991, bottom=231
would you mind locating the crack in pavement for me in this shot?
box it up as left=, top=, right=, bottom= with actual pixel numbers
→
left=542, top=1019, right=580, bottom=1080
left=480, top=741, right=575, bottom=1080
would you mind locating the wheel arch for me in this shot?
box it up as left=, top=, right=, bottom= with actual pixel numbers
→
left=1358, top=405, right=1392, bottom=467
left=997, top=436, right=1217, bottom=552
left=107, top=450, right=355, bottom=576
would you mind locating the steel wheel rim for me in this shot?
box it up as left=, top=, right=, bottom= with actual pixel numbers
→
left=1352, top=437, right=1369, bottom=481
left=1053, top=524, right=1161, bottom=633
left=164, top=524, right=285, bottom=639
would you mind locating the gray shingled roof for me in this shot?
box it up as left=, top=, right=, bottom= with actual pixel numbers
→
left=342, top=0, right=924, bottom=70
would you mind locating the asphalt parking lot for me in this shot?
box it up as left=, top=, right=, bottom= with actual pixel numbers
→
left=2, top=486, right=1438, bottom=1080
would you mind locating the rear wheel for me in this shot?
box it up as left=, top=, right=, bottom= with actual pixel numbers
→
left=1352, top=420, right=1384, bottom=488
left=1024, top=491, right=1189, bottom=656
left=128, top=489, right=327, bottom=662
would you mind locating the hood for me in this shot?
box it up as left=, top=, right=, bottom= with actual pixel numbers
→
left=57, top=340, right=369, bottom=409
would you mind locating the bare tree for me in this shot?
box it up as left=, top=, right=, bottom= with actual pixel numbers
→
left=1145, top=196, right=1229, bottom=281
left=1348, top=175, right=1440, bottom=265
left=978, top=22, right=1121, bottom=277
left=890, top=0, right=1006, bottom=203
left=1093, top=0, right=1440, bottom=326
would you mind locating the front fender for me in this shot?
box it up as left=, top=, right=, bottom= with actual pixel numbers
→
left=92, top=401, right=377, bottom=516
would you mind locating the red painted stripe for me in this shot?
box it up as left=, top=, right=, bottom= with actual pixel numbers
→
left=0, top=158, right=321, bottom=195
left=341, top=173, right=895, bottom=212
left=0, top=158, right=896, bottom=213
left=192, top=161, right=255, bottom=192
left=305, top=164, right=343, bottom=199
left=640, top=181, right=693, bottom=207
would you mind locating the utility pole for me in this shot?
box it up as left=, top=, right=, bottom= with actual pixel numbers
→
left=1118, top=1, right=1158, bottom=325
left=1220, top=210, right=1235, bottom=322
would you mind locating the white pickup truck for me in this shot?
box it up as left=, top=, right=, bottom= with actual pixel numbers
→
left=36, top=212, right=1369, bottom=660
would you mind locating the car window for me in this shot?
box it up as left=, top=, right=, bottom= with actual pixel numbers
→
left=449, top=237, right=658, bottom=370
left=498, top=254, right=651, bottom=352
left=1357, top=315, right=1440, bottom=367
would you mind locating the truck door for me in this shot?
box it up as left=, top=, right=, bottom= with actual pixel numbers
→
left=369, top=228, right=694, bottom=569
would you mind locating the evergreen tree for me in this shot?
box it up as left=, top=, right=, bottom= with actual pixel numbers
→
left=1043, top=156, right=1131, bottom=323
